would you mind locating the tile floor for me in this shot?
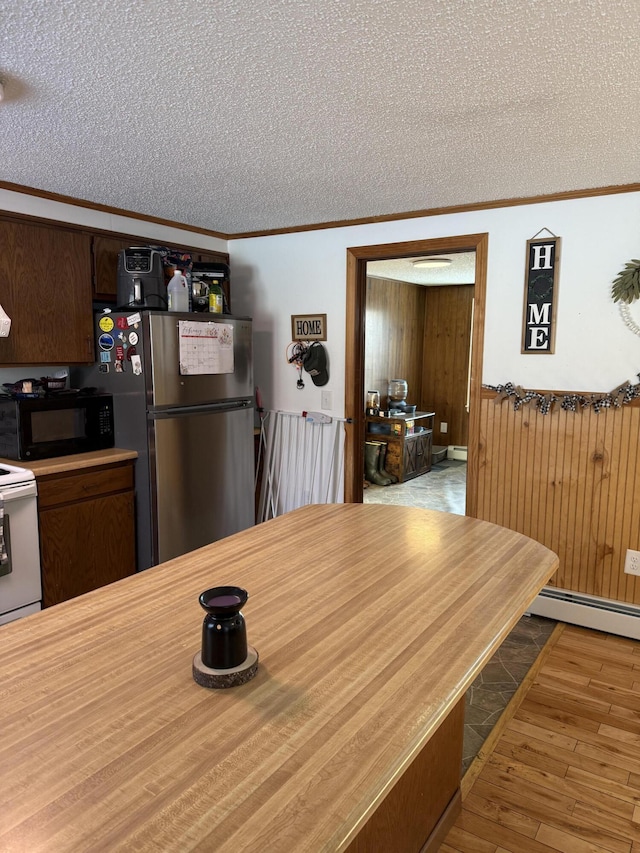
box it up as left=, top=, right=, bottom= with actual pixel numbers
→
left=363, top=457, right=557, bottom=772
left=363, top=458, right=468, bottom=515
left=461, top=612, right=556, bottom=772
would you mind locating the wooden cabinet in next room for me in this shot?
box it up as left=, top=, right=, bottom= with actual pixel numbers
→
left=365, top=411, right=435, bottom=483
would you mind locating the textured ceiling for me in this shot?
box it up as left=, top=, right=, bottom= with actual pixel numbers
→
left=1, top=0, right=639, bottom=236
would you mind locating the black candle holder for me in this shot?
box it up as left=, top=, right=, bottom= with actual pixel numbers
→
left=192, top=585, right=259, bottom=689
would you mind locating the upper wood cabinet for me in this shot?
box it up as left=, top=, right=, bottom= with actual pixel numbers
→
left=91, top=234, right=136, bottom=302
left=0, top=211, right=231, bottom=365
left=91, top=239, right=230, bottom=308
left=0, top=217, right=94, bottom=365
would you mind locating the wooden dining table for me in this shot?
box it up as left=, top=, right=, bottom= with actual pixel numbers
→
left=0, top=504, right=558, bottom=852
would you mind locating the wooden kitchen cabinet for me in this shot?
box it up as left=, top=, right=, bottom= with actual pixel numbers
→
left=91, top=238, right=231, bottom=306
left=0, top=211, right=231, bottom=365
left=37, top=459, right=136, bottom=607
left=366, top=411, right=435, bottom=483
left=0, top=216, right=94, bottom=365
left=91, top=234, right=136, bottom=301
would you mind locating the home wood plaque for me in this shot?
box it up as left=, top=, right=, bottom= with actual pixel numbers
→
left=291, top=314, right=327, bottom=341
left=521, top=237, right=560, bottom=354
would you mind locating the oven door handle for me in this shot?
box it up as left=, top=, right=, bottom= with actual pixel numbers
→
left=0, top=483, right=37, bottom=501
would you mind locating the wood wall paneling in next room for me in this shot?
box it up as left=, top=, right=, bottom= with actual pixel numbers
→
left=364, top=277, right=473, bottom=448
left=421, top=284, right=474, bottom=447
left=476, top=391, right=640, bottom=606
left=364, top=277, right=425, bottom=409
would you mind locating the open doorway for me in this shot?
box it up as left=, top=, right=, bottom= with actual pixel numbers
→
left=343, top=233, right=488, bottom=514
left=362, top=253, right=474, bottom=514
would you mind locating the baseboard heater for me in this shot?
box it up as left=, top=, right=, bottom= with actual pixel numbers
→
left=527, top=587, right=640, bottom=640
left=447, top=445, right=467, bottom=461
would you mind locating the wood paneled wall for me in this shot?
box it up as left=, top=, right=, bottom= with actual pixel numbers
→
left=476, top=390, right=640, bottom=606
left=364, top=277, right=425, bottom=407
left=421, top=285, right=474, bottom=447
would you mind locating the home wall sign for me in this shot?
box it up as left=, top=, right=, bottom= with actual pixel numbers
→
left=291, top=314, right=327, bottom=341
left=521, top=232, right=561, bottom=354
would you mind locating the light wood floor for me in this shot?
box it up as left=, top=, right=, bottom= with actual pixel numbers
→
left=439, top=622, right=640, bottom=853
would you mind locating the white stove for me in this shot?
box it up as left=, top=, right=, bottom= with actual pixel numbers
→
left=0, top=462, right=42, bottom=625
left=0, top=461, right=36, bottom=487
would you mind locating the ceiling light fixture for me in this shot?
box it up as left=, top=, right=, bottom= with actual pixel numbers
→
left=411, top=258, right=453, bottom=268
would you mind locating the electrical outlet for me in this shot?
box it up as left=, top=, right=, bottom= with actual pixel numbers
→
left=321, top=390, right=333, bottom=410
left=624, top=549, right=640, bottom=575
left=440, top=422, right=448, bottom=433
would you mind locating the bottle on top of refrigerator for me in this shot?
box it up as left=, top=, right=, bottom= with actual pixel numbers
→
left=208, top=280, right=224, bottom=314
left=167, top=269, right=188, bottom=312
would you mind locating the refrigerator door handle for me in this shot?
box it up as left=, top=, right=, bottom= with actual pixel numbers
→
left=149, top=399, right=253, bottom=419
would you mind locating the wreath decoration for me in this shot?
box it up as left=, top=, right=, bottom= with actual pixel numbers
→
left=612, top=259, right=640, bottom=336
left=612, top=259, right=640, bottom=303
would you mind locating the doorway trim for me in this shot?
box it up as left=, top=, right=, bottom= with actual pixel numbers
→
left=344, top=233, right=488, bottom=514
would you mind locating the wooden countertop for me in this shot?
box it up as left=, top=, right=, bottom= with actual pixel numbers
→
left=0, top=447, right=137, bottom=478
left=0, top=504, right=558, bottom=852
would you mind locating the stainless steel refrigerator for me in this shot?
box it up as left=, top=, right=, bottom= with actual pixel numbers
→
left=72, top=311, right=254, bottom=571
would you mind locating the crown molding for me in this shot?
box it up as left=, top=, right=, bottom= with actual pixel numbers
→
left=0, top=180, right=228, bottom=240
left=227, top=183, right=640, bottom=239
left=2, top=179, right=639, bottom=242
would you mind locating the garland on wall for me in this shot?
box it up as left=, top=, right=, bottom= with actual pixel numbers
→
left=484, top=377, right=640, bottom=415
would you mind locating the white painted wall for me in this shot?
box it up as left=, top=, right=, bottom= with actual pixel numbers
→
left=230, top=191, right=640, bottom=417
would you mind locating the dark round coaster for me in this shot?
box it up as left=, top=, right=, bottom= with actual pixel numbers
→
left=192, top=646, right=259, bottom=689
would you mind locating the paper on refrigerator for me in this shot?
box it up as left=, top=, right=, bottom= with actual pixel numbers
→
left=178, top=320, right=235, bottom=375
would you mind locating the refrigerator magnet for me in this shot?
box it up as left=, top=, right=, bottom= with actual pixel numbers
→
left=131, top=355, right=142, bottom=375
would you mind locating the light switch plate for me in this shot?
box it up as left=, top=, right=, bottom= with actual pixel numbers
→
left=321, top=390, right=333, bottom=410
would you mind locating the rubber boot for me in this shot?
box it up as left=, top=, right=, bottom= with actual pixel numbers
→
left=365, top=442, right=393, bottom=486
left=378, top=442, right=398, bottom=483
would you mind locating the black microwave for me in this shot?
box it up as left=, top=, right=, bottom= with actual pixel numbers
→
left=0, top=394, right=115, bottom=461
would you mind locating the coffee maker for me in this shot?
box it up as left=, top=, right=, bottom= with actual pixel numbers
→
left=117, top=248, right=166, bottom=310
